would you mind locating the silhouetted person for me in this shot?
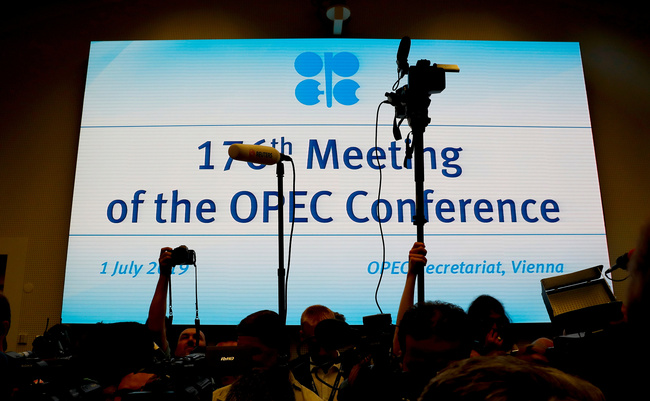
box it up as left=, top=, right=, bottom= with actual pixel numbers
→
left=292, top=305, right=347, bottom=401
left=147, top=247, right=206, bottom=358
left=0, top=294, right=11, bottom=398
left=341, top=242, right=471, bottom=401
left=419, top=356, right=605, bottom=401
left=467, top=294, right=517, bottom=356
left=212, top=310, right=323, bottom=401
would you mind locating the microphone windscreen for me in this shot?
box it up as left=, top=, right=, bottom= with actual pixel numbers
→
left=397, top=36, right=411, bottom=62
left=396, top=36, right=411, bottom=76
left=228, top=144, right=282, bottom=165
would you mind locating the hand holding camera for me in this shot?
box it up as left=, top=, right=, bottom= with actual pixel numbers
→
left=159, top=245, right=196, bottom=276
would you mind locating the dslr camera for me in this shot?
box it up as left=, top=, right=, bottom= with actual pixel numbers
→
left=170, top=245, right=196, bottom=266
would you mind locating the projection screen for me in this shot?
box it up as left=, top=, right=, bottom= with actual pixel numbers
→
left=62, top=38, right=608, bottom=325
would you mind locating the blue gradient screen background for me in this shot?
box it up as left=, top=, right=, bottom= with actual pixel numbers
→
left=62, top=39, right=607, bottom=325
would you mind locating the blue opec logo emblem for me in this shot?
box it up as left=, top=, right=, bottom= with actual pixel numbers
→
left=295, top=52, right=360, bottom=108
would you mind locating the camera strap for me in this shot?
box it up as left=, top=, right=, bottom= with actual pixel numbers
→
left=194, top=262, right=200, bottom=340
left=168, top=278, right=174, bottom=325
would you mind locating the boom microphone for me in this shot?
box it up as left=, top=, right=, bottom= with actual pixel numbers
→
left=605, top=249, right=635, bottom=276
left=228, top=143, right=291, bottom=165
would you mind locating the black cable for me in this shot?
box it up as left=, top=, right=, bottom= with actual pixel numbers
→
left=374, top=100, right=390, bottom=314
left=392, top=72, right=402, bottom=91
left=285, top=159, right=297, bottom=316
left=373, top=74, right=408, bottom=312
left=604, top=269, right=629, bottom=282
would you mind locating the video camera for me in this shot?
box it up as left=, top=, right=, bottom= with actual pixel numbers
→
left=385, top=36, right=459, bottom=141
left=121, top=346, right=253, bottom=401
left=309, top=314, right=396, bottom=374
left=6, top=324, right=104, bottom=401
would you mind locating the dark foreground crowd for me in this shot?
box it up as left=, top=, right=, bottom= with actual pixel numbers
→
left=2, top=222, right=650, bottom=401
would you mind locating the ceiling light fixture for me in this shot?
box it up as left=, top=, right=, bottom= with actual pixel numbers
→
left=326, top=5, right=351, bottom=35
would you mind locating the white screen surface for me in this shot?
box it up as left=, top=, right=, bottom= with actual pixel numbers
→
left=62, top=39, right=608, bottom=325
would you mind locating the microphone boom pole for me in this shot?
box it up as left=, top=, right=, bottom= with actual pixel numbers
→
left=410, top=97, right=432, bottom=304
left=276, top=159, right=287, bottom=325
left=228, top=143, right=290, bottom=324
left=385, top=36, right=459, bottom=304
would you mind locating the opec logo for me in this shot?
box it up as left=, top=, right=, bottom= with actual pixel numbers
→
left=295, top=52, right=360, bottom=108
